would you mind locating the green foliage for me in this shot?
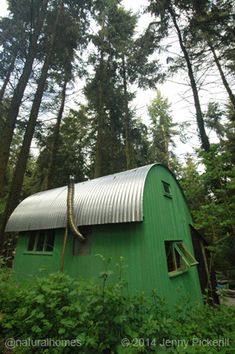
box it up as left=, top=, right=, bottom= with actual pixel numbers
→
left=0, top=265, right=235, bottom=353
left=204, top=102, right=225, bottom=138
left=179, top=106, right=235, bottom=282
left=0, top=0, right=234, bottom=316
left=148, top=90, right=178, bottom=167
left=35, top=107, right=92, bottom=188
left=187, top=0, right=235, bottom=73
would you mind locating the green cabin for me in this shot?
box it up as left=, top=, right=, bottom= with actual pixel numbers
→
left=6, top=163, right=210, bottom=305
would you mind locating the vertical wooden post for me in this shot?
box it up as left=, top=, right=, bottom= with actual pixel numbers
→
left=60, top=227, right=68, bottom=272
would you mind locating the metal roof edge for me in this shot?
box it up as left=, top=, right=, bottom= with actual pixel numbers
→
left=5, top=163, right=158, bottom=232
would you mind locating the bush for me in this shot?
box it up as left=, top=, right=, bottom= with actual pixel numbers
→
left=0, top=264, right=235, bottom=353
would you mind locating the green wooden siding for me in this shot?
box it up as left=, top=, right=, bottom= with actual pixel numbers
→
left=141, top=165, right=202, bottom=304
left=12, top=165, right=202, bottom=305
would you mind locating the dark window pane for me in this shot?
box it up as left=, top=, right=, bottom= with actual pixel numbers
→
left=45, top=230, right=55, bottom=252
left=27, top=231, right=37, bottom=251
left=165, top=241, right=175, bottom=272
left=36, top=231, right=46, bottom=251
left=165, top=240, right=187, bottom=273
left=162, top=181, right=171, bottom=195
left=175, top=251, right=182, bottom=269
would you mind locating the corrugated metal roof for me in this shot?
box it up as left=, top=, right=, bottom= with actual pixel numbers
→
left=5, top=164, right=156, bottom=232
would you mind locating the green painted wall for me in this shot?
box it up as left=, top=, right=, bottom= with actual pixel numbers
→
left=12, top=165, right=202, bottom=305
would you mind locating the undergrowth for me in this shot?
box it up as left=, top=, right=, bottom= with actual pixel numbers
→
left=0, top=256, right=234, bottom=353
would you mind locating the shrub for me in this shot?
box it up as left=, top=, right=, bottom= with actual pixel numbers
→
left=0, top=263, right=234, bottom=353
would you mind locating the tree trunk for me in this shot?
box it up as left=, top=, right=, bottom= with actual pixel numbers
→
left=209, top=43, right=235, bottom=110
left=122, top=55, right=133, bottom=169
left=94, top=52, right=106, bottom=178
left=0, top=0, right=49, bottom=196
left=109, top=106, right=119, bottom=173
left=94, top=9, right=107, bottom=179
left=0, top=51, right=17, bottom=103
left=0, top=54, right=52, bottom=250
left=45, top=78, right=68, bottom=189
left=169, top=7, right=210, bottom=152
left=161, top=123, right=169, bottom=167
left=94, top=83, right=104, bottom=178
left=0, top=2, right=63, bottom=252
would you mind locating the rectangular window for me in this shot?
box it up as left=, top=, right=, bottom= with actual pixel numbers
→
left=27, top=231, right=37, bottom=251
left=174, top=242, right=198, bottom=267
left=162, top=181, right=172, bottom=198
left=45, top=230, right=55, bottom=252
left=27, top=230, right=55, bottom=253
left=36, top=231, right=46, bottom=251
left=165, top=241, right=198, bottom=276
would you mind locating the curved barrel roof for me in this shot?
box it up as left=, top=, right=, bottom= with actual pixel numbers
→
left=6, top=163, right=157, bottom=232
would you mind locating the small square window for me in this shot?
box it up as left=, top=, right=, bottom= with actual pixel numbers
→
left=27, top=230, right=55, bottom=253
left=162, top=181, right=171, bottom=197
left=165, top=241, right=198, bottom=276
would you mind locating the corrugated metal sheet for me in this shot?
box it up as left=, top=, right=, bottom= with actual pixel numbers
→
left=5, top=164, right=156, bottom=232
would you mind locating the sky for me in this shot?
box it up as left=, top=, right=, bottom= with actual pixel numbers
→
left=122, top=0, right=233, bottom=158
left=0, top=1, right=7, bottom=16
left=0, top=0, right=231, bottom=161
